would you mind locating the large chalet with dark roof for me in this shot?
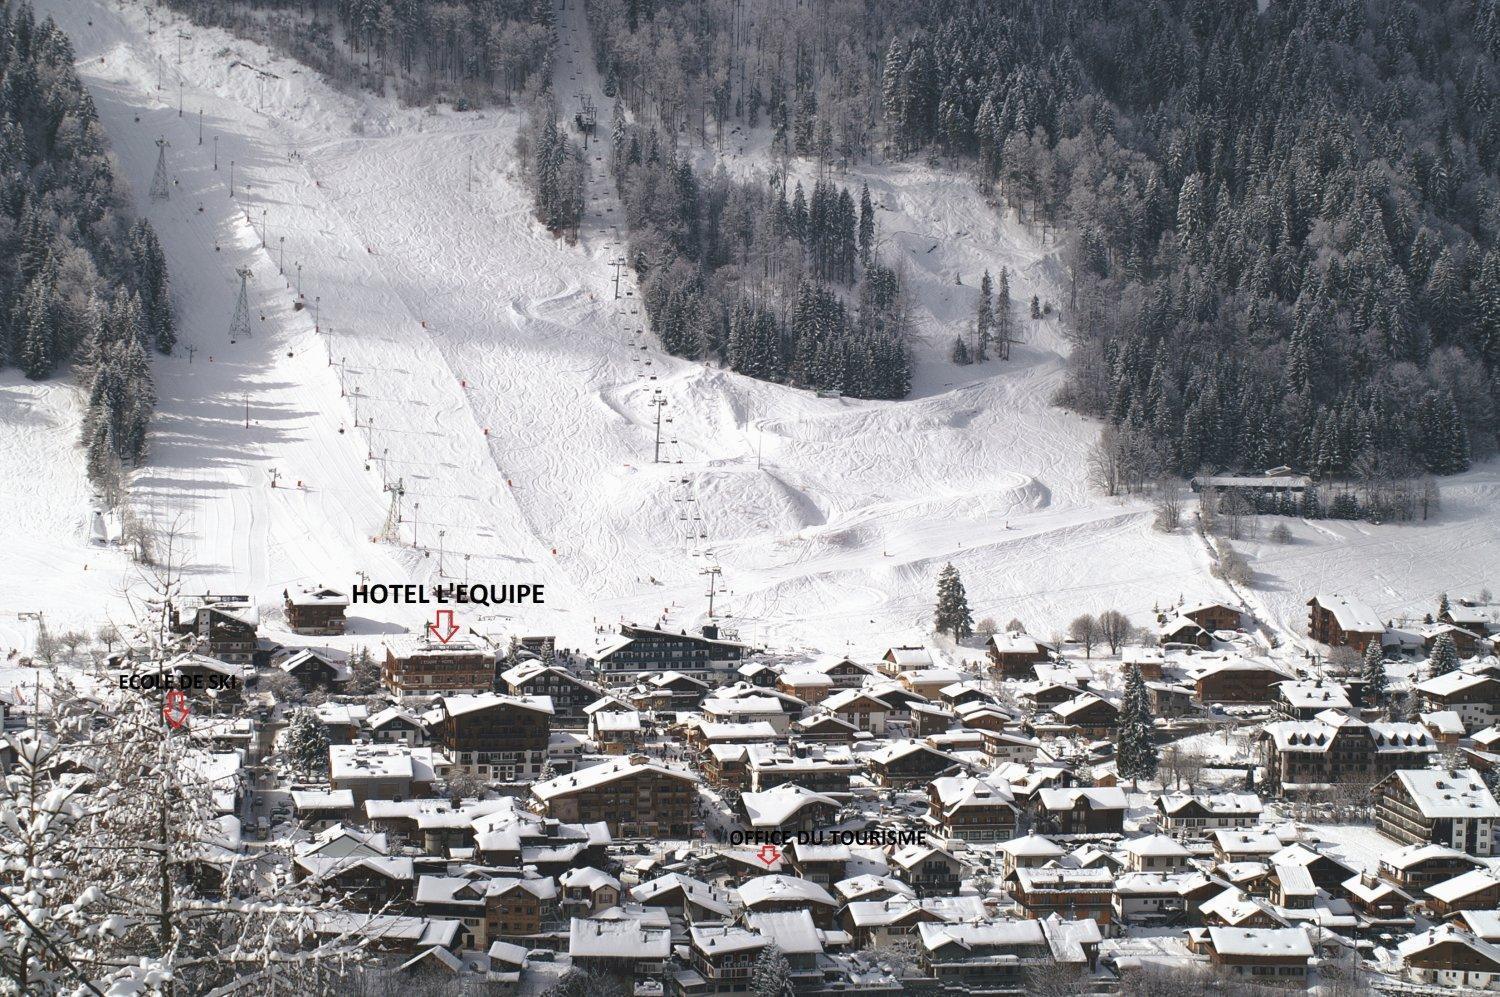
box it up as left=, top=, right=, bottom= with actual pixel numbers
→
left=591, top=624, right=750, bottom=685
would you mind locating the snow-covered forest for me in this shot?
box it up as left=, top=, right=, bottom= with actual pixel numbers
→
left=0, top=3, right=170, bottom=493
left=581, top=0, right=1500, bottom=479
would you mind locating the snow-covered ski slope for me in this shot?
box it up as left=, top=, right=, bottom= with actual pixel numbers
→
left=5, top=0, right=1496, bottom=664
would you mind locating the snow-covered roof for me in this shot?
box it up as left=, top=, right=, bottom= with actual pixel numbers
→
left=286, top=586, right=349, bottom=606
left=844, top=895, right=986, bottom=928
left=998, top=834, right=1065, bottom=858
left=1396, top=925, right=1500, bottom=968
left=884, top=646, right=934, bottom=667
left=1425, top=867, right=1500, bottom=904
left=740, top=784, right=840, bottom=828
left=1421, top=710, right=1466, bottom=735
left=1036, top=786, right=1127, bottom=811
left=569, top=916, right=670, bottom=959
left=291, top=789, right=355, bottom=811
left=1310, top=593, right=1384, bottom=634
left=1212, top=829, right=1283, bottom=854
left=1380, top=842, right=1475, bottom=871
left=532, top=759, right=697, bottom=800
left=744, top=909, right=826, bottom=955
left=1157, top=792, right=1263, bottom=817
left=560, top=866, right=621, bottom=891
left=631, top=873, right=737, bottom=916
left=1277, top=680, right=1352, bottom=711
left=1206, top=926, right=1312, bottom=959
left=1122, top=833, right=1192, bottom=858
left=917, top=919, right=1045, bottom=951
left=779, top=670, right=834, bottom=687
left=1389, top=768, right=1500, bottom=819
left=592, top=710, right=642, bottom=733
left=1415, top=670, right=1498, bottom=698
left=432, top=692, right=553, bottom=720
left=736, top=874, right=837, bottom=908
left=989, top=632, right=1046, bottom=655
left=329, top=743, right=436, bottom=783
left=689, top=923, right=766, bottom=955
left=823, top=688, right=893, bottom=712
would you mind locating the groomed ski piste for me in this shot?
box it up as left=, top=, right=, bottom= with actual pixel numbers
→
left=3, top=0, right=1498, bottom=681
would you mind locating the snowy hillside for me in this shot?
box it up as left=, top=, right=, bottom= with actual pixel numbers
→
left=4, top=0, right=1496, bottom=669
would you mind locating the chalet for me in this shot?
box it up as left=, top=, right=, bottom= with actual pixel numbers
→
left=1123, top=648, right=1165, bottom=681
left=738, top=662, right=778, bottom=688
left=1420, top=623, right=1486, bottom=659
left=1199, top=887, right=1286, bottom=928
left=290, top=789, right=357, bottom=828
left=1190, top=471, right=1311, bottom=500
left=1024, top=681, right=1085, bottom=713
left=569, top=915, right=671, bottom=988
left=329, top=743, right=438, bottom=804
left=1307, top=593, right=1385, bottom=653
left=629, top=671, right=711, bottom=711
left=1192, top=658, right=1293, bottom=705
left=588, top=709, right=644, bottom=754
left=997, top=834, right=1066, bottom=877
left=790, top=712, right=861, bottom=743
left=368, top=706, right=429, bottom=746
left=1161, top=617, right=1212, bottom=649
left=909, top=702, right=956, bottom=737
left=938, top=680, right=991, bottom=709
left=1398, top=926, right=1500, bottom=991
left=813, top=657, right=882, bottom=689
left=171, top=598, right=259, bottom=664
left=313, top=702, right=369, bottom=744
left=501, top=660, right=604, bottom=725
left=1113, top=871, right=1198, bottom=923
left=1259, top=714, right=1436, bottom=796
left=822, top=688, right=893, bottom=735
left=415, top=874, right=557, bottom=947
left=426, top=693, right=551, bottom=782
left=1051, top=692, right=1120, bottom=738
left=842, top=896, right=985, bottom=948
left=295, top=854, right=415, bottom=912
left=950, top=701, right=1012, bottom=733
left=898, top=668, right=963, bottom=699
left=1379, top=843, right=1486, bottom=892
left=277, top=648, right=350, bottom=691
left=1341, top=871, right=1414, bottom=923
left=787, top=839, right=851, bottom=887
left=1276, top=679, right=1352, bottom=720
left=382, top=636, right=495, bottom=696
left=986, top=632, right=1051, bottom=677
left=926, top=774, right=1019, bottom=843
left=1426, top=868, right=1500, bottom=919
left=591, top=623, right=750, bottom=685
left=1374, top=768, right=1500, bottom=856
left=1182, top=601, right=1244, bottom=632
left=674, top=923, right=767, bottom=995
left=530, top=759, right=698, bottom=838
left=745, top=744, right=860, bottom=793
left=736, top=874, right=840, bottom=927
left=1270, top=842, right=1359, bottom=893
left=1149, top=682, right=1197, bottom=717
left=889, top=840, right=964, bottom=897
left=881, top=645, right=933, bottom=676
left=1007, top=866, right=1114, bottom=922
left=1415, top=671, right=1500, bottom=732
left=867, top=741, right=965, bottom=788
left=1442, top=601, right=1499, bottom=638
left=1198, top=926, right=1312, bottom=984
left=283, top=586, right=348, bottom=635
left=916, top=920, right=1053, bottom=993
left=776, top=670, right=833, bottom=704
left=980, top=729, right=1042, bottom=764
left=311, top=911, right=460, bottom=955
left=1156, top=793, right=1263, bottom=836
left=1122, top=834, right=1193, bottom=873
left=1035, top=786, right=1127, bottom=835
left=740, top=784, right=841, bottom=835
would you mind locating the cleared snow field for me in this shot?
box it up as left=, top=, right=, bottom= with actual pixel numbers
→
left=5, top=0, right=1495, bottom=668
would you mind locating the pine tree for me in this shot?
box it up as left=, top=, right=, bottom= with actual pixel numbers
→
left=1362, top=641, right=1387, bottom=704
left=282, top=707, right=331, bottom=774
left=933, top=562, right=974, bottom=640
left=1428, top=633, right=1461, bottom=677
left=750, top=944, right=793, bottom=997
left=975, top=269, right=993, bottom=360
left=858, top=182, right=875, bottom=264
left=1438, top=592, right=1450, bottom=618
left=1030, top=294, right=1041, bottom=319
left=951, top=333, right=970, bottom=365
left=1117, top=664, right=1157, bottom=781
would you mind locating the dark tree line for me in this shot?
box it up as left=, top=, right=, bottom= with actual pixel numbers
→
left=0, top=4, right=171, bottom=492
left=610, top=116, right=911, bottom=398
left=879, top=0, right=1498, bottom=479
left=157, top=0, right=555, bottom=106
left=581, top=0, right=1500, bottom=479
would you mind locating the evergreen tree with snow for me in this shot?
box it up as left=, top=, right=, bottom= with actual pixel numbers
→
left=994, top=268, right=1013, bottom=358
left=1363, top=641, right=1387, bottom=704
left=951, top=333, right=971, bottom=365
left=750, top=944, right=793, bottom=997
left=974, top=269, right=993, bottom=360
left=1428, top=633, right=1461, bottom=677
left=1117, top=664, right=1157, bottom=781
left=858, top=182, right=876, bottom=264
left=1438, top=592, right=1450, bottom=618
left=283, top=707, right=331, bottom=775
left=934, top=562, right=974, bottom=640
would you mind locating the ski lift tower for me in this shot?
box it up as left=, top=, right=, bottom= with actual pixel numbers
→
left=229, top=268, right=254, bottom=342
left=149, top=138, right=171, bottom=200
left=375, top=478, right=406, bottom=543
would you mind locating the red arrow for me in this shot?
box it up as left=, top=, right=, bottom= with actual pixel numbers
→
left=755, top=843, right=782, bottom=868
left=163, top=689, right=190, bottom=729
left=427, top=609, right=460, bottom=644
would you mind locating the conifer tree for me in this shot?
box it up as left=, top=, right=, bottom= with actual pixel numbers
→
left=750, top=944, right=793, bottom=997
left=1362, top=641, right=1387, bottom=704
left=283, top=707, right=331, bottom=775
left=951, top=334, right=970, bottom=365
left=1117, top=664, right=1158, bottom=781
left=934, top=562, right=974, bottom=640
left=1429, top=633, right=1461, bottom=677
left=975, top=270, right=993, bottom=360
